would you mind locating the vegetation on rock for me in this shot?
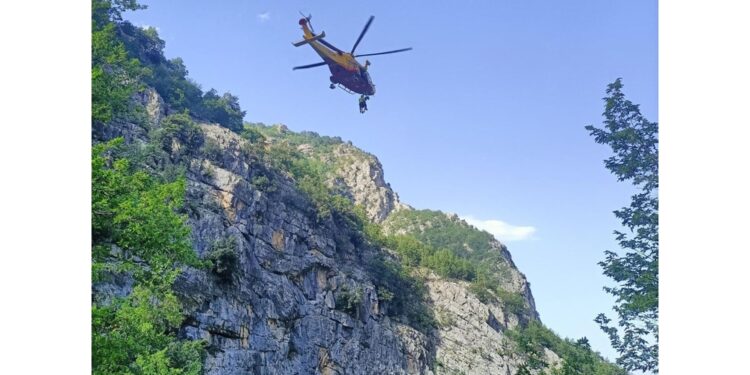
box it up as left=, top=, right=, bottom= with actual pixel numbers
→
left=206, top=237, right=239, bottom=284
left=384, top=209, right=526, bottom=313
left=92, top=2, right=207, bottom=372
left=507, top=321, right=627, bottom=375
left=92, top=138, right=204, bottom=374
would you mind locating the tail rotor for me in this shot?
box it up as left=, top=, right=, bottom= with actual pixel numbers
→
left=298, top=11, right=315, bottom=33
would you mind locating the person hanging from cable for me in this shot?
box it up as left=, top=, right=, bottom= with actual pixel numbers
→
left=359, top=95, right=369, bottom=113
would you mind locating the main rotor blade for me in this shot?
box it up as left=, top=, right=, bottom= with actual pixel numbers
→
left=355, top=47, right=413, bottom=58
left=351, top=15, right=374, bottom=54
left=292, top=61, right=328, bottom=70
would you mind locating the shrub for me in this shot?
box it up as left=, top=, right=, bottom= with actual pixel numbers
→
left=496, top=289, right=527, bottom=315
left=154, top=112, right=204, bottom=160
left=469, top=280, right=497, bottom=304
left=199, top=89, right=245, bottom=132
left=423, top=248, right=476, bottom=281
left=264, top=141, right=301, bottom=172
left=436, top=310, right=456, bottom=328
left=335, top=286, right=363, bottom=317
left=368, top=256, right=436, bottom=332
left=251, top=175, right=272, bottom=191
left=92, top=138, right=199, bottom=274
left=377, top=286, right=394, bottom=302
left=201, top=138, right=223, bottom=161
left=507, top=321, right=627, bottom=375
left=240, top=126, right=267, bottom=144
left=207, top=237, right=239, bottom=283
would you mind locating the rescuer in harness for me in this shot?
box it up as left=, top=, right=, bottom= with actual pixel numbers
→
left=359, top=95, right=369, bottom=113
left=358, top=61, right=371, bottom=113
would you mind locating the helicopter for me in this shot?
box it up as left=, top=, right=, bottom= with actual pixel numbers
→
left=292, top=14, right=412, bottom=112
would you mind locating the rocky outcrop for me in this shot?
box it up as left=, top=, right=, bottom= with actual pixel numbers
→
left=177, top=125, right=436, bottom=374
left=326, top=143, right=408, bottom=223
left=382, top=210, right=540, bottom=322
left=427, top=277, right=558, bottom=375
left=144, top=87, right=167, bottom=126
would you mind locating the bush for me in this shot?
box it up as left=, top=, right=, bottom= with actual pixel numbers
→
left=377, top=286, right=394, bottom=302
left=264, top=141, right=301, bottom=172
left=507, top=321, right=627, bottom=375
left=335, top=286, right=363, bottom=317
left=436, top=310, right=456, bottom=328
left=207, top=237, right=239, bottom=283
left=423, top=248, right=476, bottom=281
left=251, top=175, right=272, bottom=191
left=154, top=112, right=204, bottom=160
left=92, top=138, right=199, bottom=274
left=468, top=280, right=497, bottom=304
left=383, top=209, right=527, bottom=309
left=496, top=289, right=527, bottom=315
left=199, top=89, right=245, bottom=132
left=240, top=126, right=266, bottom=144
left=201, top=138, right=223, bottom=161
left=368, top=256, right=436, bottom=332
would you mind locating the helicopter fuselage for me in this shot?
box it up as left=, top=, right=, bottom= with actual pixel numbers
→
left=299, top=19, right=376, bottom=96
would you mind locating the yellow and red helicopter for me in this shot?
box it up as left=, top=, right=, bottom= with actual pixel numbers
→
left=292, top=14, right=412, bottom=111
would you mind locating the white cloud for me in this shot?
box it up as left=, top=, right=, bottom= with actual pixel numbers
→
left=461, top=215, right=537, bottom=242
left=257, top=12, right=271, bottom=22
left=139, top=24, right=160, bottom=32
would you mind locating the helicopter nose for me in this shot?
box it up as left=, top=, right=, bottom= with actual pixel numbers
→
left=298, top=18, right=307, bottom=25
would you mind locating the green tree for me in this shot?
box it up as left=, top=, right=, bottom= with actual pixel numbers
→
left=92, top=23, right=142, bottom=123
left=509, top=322, right=626, bottom=375
left=200, top=89, right=246, bottom=132
left=92, top=138, right=204, bottom=374
left=92, top=0, right=146, bottom=30
left=586, top=78, right=658, bottom=373
left=92, top=0, right=147, bottom=123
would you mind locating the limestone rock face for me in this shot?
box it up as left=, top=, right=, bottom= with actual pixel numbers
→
left=95, top=92, right=561, bottom=374
left=181, top=125, right=437, bottom=374
left=144, top=87, right=167, bottom=126
left=327, top=143, right=408, bottom=223
left=427, top=277, right=557, bottom=375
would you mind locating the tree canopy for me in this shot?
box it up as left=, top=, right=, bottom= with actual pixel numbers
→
left=586, top=78, right=659, bottom=373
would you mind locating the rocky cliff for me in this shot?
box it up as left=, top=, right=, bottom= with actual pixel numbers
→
left=94, top=87, right=564, bottom=374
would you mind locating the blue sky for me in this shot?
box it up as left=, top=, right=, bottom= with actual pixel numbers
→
left=125, top=0, right=657, bottom=362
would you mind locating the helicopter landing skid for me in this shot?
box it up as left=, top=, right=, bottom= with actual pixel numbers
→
left=334, top=84, right=356, bottom=95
